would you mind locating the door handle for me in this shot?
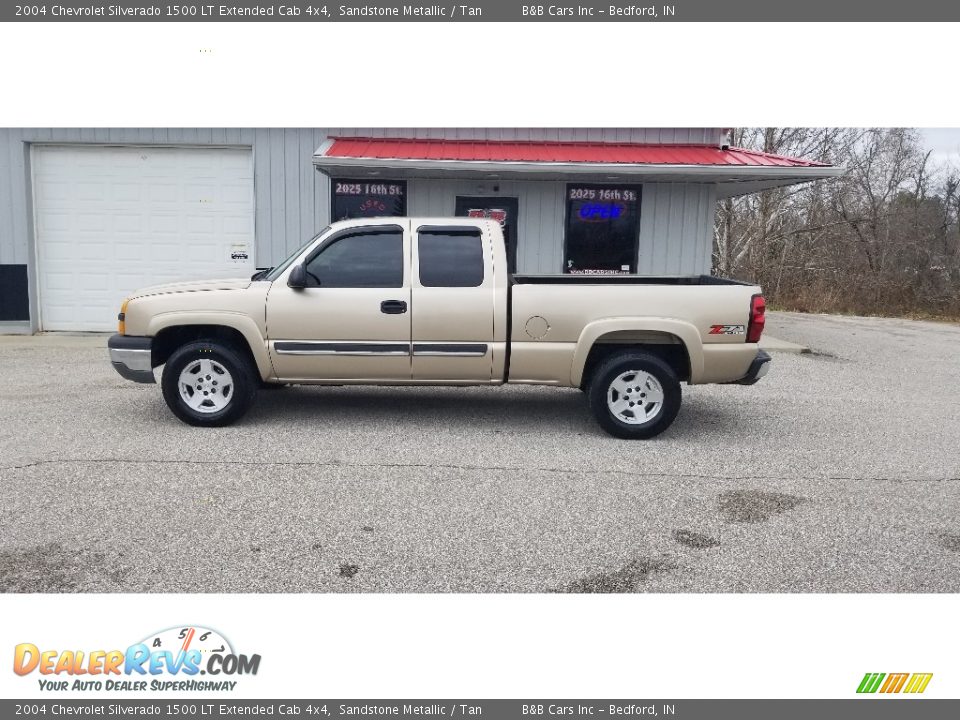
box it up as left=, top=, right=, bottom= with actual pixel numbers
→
left=380, top=300, right=407, bottom=314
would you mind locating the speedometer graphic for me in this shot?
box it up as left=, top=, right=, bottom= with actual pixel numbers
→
left=138, top=626, right=234, bottom=660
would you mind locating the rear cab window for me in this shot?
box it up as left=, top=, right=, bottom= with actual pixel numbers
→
left=417, top=228, right=485, bottom=287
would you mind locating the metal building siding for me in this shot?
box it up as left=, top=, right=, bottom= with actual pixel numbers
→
left=0, top=128, right=720, bottom=305
left=331, top=128, right=726, bottom=146
left=248, top=127, right=336, bottom=263
left=407, top=177, right=714, bottom=275
left=0, top=130, right=15, bottom=265
left=406, top=178, right=567, bottom=275
left=638, top=183, right=716, bottom=276
left=12, top=132, right=30, bottom=267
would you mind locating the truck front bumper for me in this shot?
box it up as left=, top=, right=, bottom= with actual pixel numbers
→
left=734, top=349, right=772, bottom=385
left=108, top=334, right=155, bottom=384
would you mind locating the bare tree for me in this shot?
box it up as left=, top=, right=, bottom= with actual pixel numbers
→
left=714, top=128, right=960, bottom=318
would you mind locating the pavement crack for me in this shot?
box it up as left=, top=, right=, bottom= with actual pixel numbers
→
left=2, top=457, right=959, bottom=485
left=2, top=460, right=47, bottom=472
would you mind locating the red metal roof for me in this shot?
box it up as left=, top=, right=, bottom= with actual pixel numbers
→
left=322, top=137, right=829, bottom=168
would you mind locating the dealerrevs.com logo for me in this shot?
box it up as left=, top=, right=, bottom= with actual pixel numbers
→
left=857, top=672, right=933, bottom=694
left=13, top=626, right=261, bottom=693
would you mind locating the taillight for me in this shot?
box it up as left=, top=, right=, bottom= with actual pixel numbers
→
left=746, top=294, right=765, bottom=343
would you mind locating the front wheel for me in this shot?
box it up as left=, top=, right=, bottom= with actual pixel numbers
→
left=587, top=351, right=682, bottom=439
left=161, top=341, right=257, bottom=426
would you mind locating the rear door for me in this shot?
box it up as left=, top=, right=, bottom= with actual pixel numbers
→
left=267, top=222, right=412, bottom=382
left=411, top=224, right=496, bottom=382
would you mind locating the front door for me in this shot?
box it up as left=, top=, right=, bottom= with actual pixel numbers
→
left=455, top=196, right=519, bottom=274
left=266, top=223, right=412, bottom=382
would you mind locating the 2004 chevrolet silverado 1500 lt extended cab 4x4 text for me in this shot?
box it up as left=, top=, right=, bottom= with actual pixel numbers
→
left=108, top=217, right=770, bottom=438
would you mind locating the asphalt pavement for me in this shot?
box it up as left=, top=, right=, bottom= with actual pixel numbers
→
left=1, top=311, right=958, bottom=592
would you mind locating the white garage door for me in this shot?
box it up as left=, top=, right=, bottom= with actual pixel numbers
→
left=32, top=145, right=255, bottom=331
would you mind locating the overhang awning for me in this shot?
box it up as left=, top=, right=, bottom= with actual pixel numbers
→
left=313, top=137, right=845, bottom=197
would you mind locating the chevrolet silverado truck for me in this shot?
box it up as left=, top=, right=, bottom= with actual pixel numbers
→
left=108, top=217, right=770, bottom=439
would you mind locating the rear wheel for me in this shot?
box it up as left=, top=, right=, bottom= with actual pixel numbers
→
left=161, top=341, right=257, bottom=426
left=587, top=351, right=681, bottom=439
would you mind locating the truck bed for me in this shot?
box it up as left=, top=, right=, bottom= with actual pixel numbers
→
left=505, top=275, right=762, bottom=387
left=512, top=274, right=749, bottom=286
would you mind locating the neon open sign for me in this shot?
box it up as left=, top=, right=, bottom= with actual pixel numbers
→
left=578, top=202, right=624, bottom=221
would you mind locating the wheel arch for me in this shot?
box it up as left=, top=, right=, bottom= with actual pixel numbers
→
left=571, top=318, right=703, bottom=388
left=148, top=313, right=272, bottom=380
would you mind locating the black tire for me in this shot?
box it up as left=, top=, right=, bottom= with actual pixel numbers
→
left=161, top=340, right=257, bottom=427
left=586, top=351, right=682, bottom=439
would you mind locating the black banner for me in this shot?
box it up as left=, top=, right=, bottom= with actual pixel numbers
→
left=2, top=700, right=958, bottom=719
left=4, top=0, right=960, bottom=21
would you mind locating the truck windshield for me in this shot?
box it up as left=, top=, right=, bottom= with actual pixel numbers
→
left=259, top=227, right=330, bottom=282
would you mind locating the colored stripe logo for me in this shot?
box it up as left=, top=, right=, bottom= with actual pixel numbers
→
left=857, top=672, right=933, bottom=694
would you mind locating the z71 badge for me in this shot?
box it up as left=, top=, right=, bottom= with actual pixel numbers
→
left=709, top=324, right=746, bottom=335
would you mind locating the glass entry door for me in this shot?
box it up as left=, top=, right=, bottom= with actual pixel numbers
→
left=454, top=196, right=519, bottom=274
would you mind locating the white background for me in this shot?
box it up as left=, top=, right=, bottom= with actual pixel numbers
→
left=0, top=20, right=958, bottom=701
left=0, top=23, right=958, bottom=128
left=3, top=594, right=957, bottom=699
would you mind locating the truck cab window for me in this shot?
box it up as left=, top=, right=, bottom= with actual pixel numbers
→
left=305, top=229, right=403, bottom=288
left=418, top=230, right=484, bottom=287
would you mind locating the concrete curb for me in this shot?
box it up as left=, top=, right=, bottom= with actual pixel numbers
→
left=760, top=335, right=810, bottom=354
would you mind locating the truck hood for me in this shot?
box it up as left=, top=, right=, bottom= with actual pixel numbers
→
left=129, top=277, right=253, bottom=299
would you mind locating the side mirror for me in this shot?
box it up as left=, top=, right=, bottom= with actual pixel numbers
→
left=287, top=264, right=308, bottom=289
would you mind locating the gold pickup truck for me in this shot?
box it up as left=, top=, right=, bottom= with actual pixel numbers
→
left=108, top=217, right=770, bottom=438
